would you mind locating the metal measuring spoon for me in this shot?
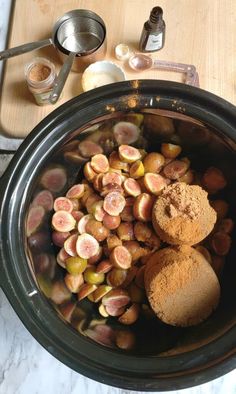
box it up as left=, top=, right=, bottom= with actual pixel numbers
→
left=129, top=54, right=199, bottom=87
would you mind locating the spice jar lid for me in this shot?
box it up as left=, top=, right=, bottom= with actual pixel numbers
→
left=115, top=43, right=131, bottom=61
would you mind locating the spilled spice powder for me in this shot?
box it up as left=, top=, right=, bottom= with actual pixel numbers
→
left=152, top=182, right=216, bottom=245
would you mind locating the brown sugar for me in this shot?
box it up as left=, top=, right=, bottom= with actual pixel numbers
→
left=29, top=63, right=51, bottom=82
left=144, top=246, right=221, bottom=327
left=152, top=182, right=217, bottom=245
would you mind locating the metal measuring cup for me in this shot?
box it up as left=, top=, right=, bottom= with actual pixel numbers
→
left=0, top=9, right=107, bottom=103
left=50, top=10, right=106, bottom=103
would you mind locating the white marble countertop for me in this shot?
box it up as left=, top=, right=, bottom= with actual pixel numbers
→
left=0, top=1, right=236, bottom=394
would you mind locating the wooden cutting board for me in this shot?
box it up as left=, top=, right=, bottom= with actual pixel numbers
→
left=1, top=0, right=236, bottom=138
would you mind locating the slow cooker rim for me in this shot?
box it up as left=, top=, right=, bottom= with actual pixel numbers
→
left=1, top=80, right=236, bottom=391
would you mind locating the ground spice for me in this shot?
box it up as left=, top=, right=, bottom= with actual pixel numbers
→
left=144, top=246, right=220, bottom=327
left=152, top=182, right=216, bottom=245
left=28, top=64, right=51, bottom=82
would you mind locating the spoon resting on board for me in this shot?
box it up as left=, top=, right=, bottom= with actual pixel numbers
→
left=129, top=54, right=199, bottom=87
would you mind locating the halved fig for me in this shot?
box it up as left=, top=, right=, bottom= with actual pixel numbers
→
left=115, top=329, right=136, bottom=350
left=113, top=121, right=140, bottom=144
left=143, top=152, right=165, bottom=173
left=83, top=266, right=105, bottom=285
left=64, top=233, right=78, bottom=256
left=26, top=206, right=45, bottom=236
left=91, top=154, right=109, bottom=173
left=52, top=231, right=70, bottom=248
left=105, top=304, right=126, bottom=317
left=85, top=219, right=109, bottom=242
left=66, top=184, right=85, bottom=199
left=106, top=268, right=128, bottom=287
left=103, top=191, right=126, bottom=216
left=134, top=222, right=152, bottom=242
left=179, top=169, right=195, bottom=184
left=50, top=281, right=71, bottom=305
left=110, top=245, right=132, bottom=269
left=78, top=283, right=98, bottom=301
left=40, top=166, right=67, bottom=193
left=117, top=222, right=134, bottom=241
left=161, top=143, right=182, bottom=159
left=103, top=213, right=121, bottom=230
left=78, top=214, right=93, bottom=234
left=32, top=190, right=54, bottom=211
left=144, top=173, right=166, bottom=195
left=129, top=160, right=145, bottom=179
left=123, top=178, right=141, bottom=197
left=217, top=218, right=234, bottom=234
left=118, top=145, right=141, bottom=163
left=52, top=210, right=76, bottom=232
left=118, top=303, right=140, bottom=325
left=53, top=197, right=74, bottom=213
left=133, top=193, right=155, bottom=222
left=64, top=273, right=84, bottom=293
left=91, top=200, right=105, bottom=222
left=100, top=183, right=124, bottom=197
left=102, top=172, right=122, bottom=187
left=92, top=285, right=112, bottom=303
left=71, top=210, right=84, bottom=222
left=109, top=151, right=130, bottom=172
left=120, top=206, right=135, bottom=222
left=56, top=247, right=70, bottom=268
left=96, top=259, right=113, bottom=274
left=93, top=173, right=104, bottom=192
left=66, top=256, right=87, bottom=275
left=88, top=246, right=103, bottom=265
left=202, top=167, right=227, bottom=193
left=85, top=194, right=101, bottom=214
left=78, top=140, right=103, bottom=157
left=107, top=235, right=122, bottom=251
left=84, top=162, right=97, bottom=182
left=163, top=160, right=188, bottom=180
left=210, top=232, right=231, bottom=256
left=76, top=233, right=99, bottom=259
left=102, top=288, right=130, bottom=308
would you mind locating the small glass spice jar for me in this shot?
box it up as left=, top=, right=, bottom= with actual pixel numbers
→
left=25, top=57, right=57, bottom=105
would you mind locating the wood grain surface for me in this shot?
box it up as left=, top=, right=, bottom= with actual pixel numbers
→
left=1, top=0, right=236, bottom=137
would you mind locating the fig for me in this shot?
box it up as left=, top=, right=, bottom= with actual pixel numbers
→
left=118, top=145, right=141, bottom=163
left=107, top=235, right=122, bottom=251
left=78, top=283, right=97, bottom=301
left=91, top=154, right=109, bottom=173
left=134, top=222, right=152, bottom=242
left=96, top=259, right=113, bottom=274
left=83, top=266, right=105, bottom=285
left=66, top=256, right=87, bottom=275
left=163, top=160, right=188, bottom=180
left=84, top=162, right=97, bottom=182
left=133, top=193, right=155, bottom=222
left=110, top=245, right=132, bottom=269
left=26, top=206, right=45, bottom=236
left=117, top=222, right=135, bottom=241
left=51, top=210, right=76, bottom=232
left=143, top=152, right=165, bottom=173
left=64, top=273, right=84, bottom=293
left=91, top=200, right=105, bottom=221
left=78, top=140, right=103, bottom=157
left=129, top=160, right=145, bottom=179
left=108, top=151, right=130, bottom=172
left=32, top=189, right=54, bottom=211
left=143, top=173, right=166, bottom=195
left=113, top=121, right=140, bottom=144
left=85, top=219, right=109, bottom=242
left=161, top=143, right=182, bottom=159
left=76, top=233, right=99, bottom=259
left=77, top=214, right=93, bottom=234
left=118, top=303, right=140, bottom=325
left=64, top=233, right=78, bottom=256
left=103, top=213, right=121, bottom=230
left=40, top=166, right=67, bottom=193
left=123, top=178, right=141, bottom=197
left=102, top=172, right=122, bottom=187
left=103, top=191, right=126, bottom=216
left=202, top=167, right=227, bottom=193
left=66, top=184, right=85, bottom=199
left=53, top=197, right=74, bottom=213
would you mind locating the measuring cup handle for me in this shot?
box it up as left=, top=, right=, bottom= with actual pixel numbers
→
left=49, top=52, right=76, bottom=104
left=0, top=38, right=53, bottom=61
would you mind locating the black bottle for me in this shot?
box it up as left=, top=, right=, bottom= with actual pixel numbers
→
left=139, top=6, right=166, bottom=52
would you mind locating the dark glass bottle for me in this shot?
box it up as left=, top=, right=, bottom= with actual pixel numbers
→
left=139, top=7, right=166, bottom=52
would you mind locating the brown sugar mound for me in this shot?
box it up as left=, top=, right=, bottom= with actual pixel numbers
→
left=145, top=246, right=221, bottom=327
left=152, top=182, right=217, bottom=245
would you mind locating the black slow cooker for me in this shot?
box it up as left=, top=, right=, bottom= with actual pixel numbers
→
left=0, top=80, right=236, bottom=391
